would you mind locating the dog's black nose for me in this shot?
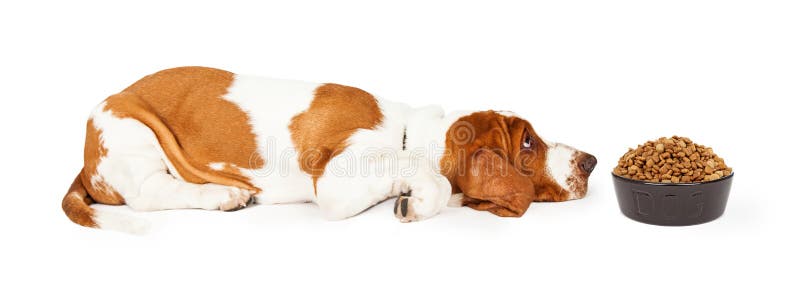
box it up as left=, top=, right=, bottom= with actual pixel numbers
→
left=579, top=154, right=597, bottom=174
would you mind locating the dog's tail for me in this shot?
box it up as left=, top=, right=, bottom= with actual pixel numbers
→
left=62, top=170, right=149, bottom=234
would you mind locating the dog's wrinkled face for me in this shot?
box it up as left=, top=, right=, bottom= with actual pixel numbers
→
left=440, top=111, right=596, bottom=217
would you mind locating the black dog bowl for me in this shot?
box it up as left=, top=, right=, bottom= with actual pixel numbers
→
left=612, top=173, right=733, bottom=226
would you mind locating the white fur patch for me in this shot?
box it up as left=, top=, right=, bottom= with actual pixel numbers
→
left=222, top=75, right=319, bottom=204
left=93, top=208, right=150, bottom=235
left=406, top=109, right=472, bottom=173
left=91, top=102, right=173, bottom=199
left=496, top=110, right=519, bottom=118
left=448, top=193, right=464, bottom=207
left=208, top=162, right=226, bottom=171
left=545, top=142, right=577, bottom=198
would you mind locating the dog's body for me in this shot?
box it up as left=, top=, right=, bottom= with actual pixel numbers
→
left=63, top=67, right=596, bottom=233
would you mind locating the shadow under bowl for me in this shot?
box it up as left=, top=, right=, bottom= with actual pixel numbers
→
left=612, top=173, right=733, bottom=226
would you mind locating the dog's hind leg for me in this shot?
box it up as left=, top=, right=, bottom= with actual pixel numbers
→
left=133, top=172, right=254, bottom=211
left=89, top=101, right=253, bottom=212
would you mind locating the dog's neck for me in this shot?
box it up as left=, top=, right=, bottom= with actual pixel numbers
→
left=403, top=105, right=473, bottom=172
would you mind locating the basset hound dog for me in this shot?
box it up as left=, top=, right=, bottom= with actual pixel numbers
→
left=62, top=67, right=596, bottom=233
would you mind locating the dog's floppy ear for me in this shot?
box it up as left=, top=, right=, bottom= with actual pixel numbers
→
left=454, top=149, right=535, bottom=217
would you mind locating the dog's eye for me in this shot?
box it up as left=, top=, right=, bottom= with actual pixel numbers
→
left=522, top=132, right=534, bottom=149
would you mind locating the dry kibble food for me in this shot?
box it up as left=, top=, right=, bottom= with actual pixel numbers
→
left=613, top=136, right=732, bottom=183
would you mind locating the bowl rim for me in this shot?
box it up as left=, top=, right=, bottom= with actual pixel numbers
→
left=611, top=172, right=734, bottom=186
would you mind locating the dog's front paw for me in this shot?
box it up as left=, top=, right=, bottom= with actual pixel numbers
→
left=392, top=173, right=451, bottom=223
left=394, top=196, right=418, bottom=223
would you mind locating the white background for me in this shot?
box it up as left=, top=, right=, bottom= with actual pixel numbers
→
left=1, top=0, right=797, bottom=295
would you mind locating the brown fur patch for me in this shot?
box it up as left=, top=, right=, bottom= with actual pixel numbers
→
left=62, top=172, right=97, bottom=227
left=288, top=83, right=383, bottom=191
left=440, top=111, right=569, bottom=216
left=99, top=67, right=261, bottom=193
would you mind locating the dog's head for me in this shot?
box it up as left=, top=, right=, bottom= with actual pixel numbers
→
left=440, top=111, right=596, bottom=217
